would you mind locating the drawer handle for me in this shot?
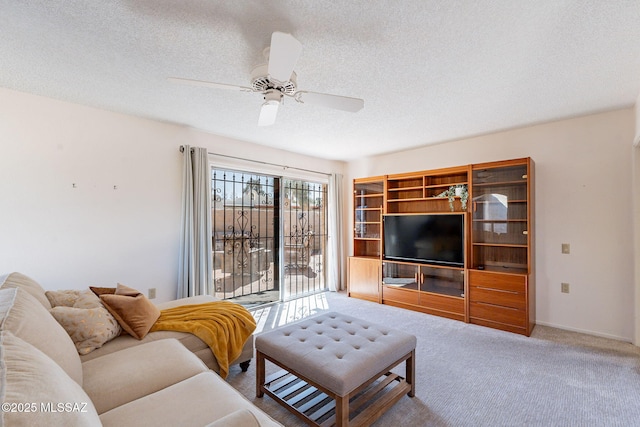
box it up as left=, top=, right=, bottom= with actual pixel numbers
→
left=476, top=286, right=520, bottom=295
left=475, top=301, right=519, bottom=311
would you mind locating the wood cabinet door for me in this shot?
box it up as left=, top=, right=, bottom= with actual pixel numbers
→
left=348, top=257, right=380, bottom=303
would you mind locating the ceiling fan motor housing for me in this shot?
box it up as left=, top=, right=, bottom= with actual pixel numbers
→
left=262, top=89, right=283, bottom=105
left=251, top=64, right=297, bottom=96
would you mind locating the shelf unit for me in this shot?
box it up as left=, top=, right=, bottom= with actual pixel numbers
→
left=468, top=158, right=535, bottom=335
left=348, top=177, right=384, bottom=302
left=386, top=166, right=470, bottom=214
left=348, top=158, right=535, bottom=336
left=380, top=166, right=470, bottom=321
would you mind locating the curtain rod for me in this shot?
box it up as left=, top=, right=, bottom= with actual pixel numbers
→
left=179, top=145, right=330, bottom=177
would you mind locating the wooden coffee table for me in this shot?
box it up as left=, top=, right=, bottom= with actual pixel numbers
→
left=256, top=312, right=416, bottom=426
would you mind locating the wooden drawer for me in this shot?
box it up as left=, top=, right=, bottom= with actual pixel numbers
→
left=469, top=286, right=525, bottom=310
left=419, top=292, right=464, bottom=315
left=469, top=301, right=526, bottom=328
left=469, top=270, right=526, bottom=293
left=382, top=286, right=419, bottom=305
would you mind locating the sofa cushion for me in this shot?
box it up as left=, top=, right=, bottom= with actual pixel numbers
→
left=0, top=331, right=101, bottom=427
left=155, top=294, right=219, bottom=309
left=82, top=338, right=209, bottom=414
left=0, top=272, right=52, bottom=309
left=205, top=409, right=261, bottom=427
left=100, top=284, right=160, bottom=339
left=99, top=372, right=281, bottom=427
left=0, top=287, right=83, bottom=385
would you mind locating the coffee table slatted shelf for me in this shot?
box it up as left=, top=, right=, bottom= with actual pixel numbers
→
left=263, top=369, right=411, bottom=427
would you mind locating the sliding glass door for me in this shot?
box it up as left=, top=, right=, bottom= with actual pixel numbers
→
left=211, top=168, right=327, bottom=306
left=282, top=179, right=327, bottom=300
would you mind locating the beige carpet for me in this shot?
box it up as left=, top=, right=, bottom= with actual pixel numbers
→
left=226, top=291, right=640, bottom=426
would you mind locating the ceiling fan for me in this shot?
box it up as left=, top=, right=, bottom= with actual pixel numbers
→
left=168, top=32, right=364, bottom=126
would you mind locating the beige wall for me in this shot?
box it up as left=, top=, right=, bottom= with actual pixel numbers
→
left=347, top=109, right=636, bottom=341
left=0, top=87, right=344, bottom=302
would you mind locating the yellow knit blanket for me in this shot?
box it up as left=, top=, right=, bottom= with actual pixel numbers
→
left=149, top=301, right=256, bottom=379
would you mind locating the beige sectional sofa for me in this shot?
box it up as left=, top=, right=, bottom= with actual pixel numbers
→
left=79, top=294, right=254, bottom=375
left=0, top=272, right=282, bottom=427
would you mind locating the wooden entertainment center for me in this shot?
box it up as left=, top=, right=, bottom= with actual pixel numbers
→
left=348, top=157, right=535, bottom=336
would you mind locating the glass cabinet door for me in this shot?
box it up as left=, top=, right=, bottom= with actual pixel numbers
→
left=353, top=180, right=384, bottom=257
left=382, top=262, right=418, bottom=290
left=471, top=163, right=529, bottom=272
left=419, top=266, right=465, bottom=297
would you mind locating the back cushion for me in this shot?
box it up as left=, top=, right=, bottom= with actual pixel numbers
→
left=0, top=272, right=52, bottom=309
left=0, top=331, right=101, bottom=427
left=0, top=287, right=83, bottom=385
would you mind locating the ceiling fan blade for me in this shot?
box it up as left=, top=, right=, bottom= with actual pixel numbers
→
left=268, top=32, right=302, bottom=82
left=167, top=77, right=253, bottom=92
left=258, top=101, right=279, bottom=126
left=296, top=91, right=364, bottom=112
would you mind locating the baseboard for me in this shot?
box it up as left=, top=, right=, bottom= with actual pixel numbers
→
left=534, top=320, right=633, bottom=343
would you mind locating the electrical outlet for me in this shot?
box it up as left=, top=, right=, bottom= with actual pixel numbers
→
left=561, top=283, right=570, bottom=293
left=561, top=243, right=570, bottom=254
left=148, top=288, right=156, bottom=299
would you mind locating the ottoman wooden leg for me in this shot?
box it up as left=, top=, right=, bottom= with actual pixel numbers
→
left=256, top=350, right=265, bottom=398
left=336, top=394, right=349, bottom=426
left=407, top=349, right=415, bottom=397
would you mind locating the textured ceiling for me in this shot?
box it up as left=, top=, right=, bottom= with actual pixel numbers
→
left=2, top=1, right=640, bottom=161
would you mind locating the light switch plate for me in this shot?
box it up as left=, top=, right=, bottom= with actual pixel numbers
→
left=561, top=243, right=570, bottom=254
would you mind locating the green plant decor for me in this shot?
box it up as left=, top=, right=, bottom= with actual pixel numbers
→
left=436, top=184, right=468, bottom=211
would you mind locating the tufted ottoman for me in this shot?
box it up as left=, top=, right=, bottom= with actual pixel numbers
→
left=255, top=311, right=416, bottom=426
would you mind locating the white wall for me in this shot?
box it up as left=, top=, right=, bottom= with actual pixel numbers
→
left=0, top=88, right=345, bottom=302
left=634, top=145, right=640, bottom=345
left=635, top=91, right=640, bottom=146
left=1, top=87, right=635, bottom=341
left=347, top=109, right=636, bottom=341
left=635, top=94, right=640, bottom=345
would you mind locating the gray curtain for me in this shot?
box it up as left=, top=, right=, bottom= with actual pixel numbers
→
left=177, top=145, right=212, bottom=298
left=327, top=173, right=345, bottom=291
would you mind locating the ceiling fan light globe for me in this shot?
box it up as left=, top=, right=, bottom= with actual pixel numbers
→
left=258, top=102, right=279, bottom=126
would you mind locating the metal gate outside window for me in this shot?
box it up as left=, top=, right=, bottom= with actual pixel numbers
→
left=211, top=168, right=327, bottom=306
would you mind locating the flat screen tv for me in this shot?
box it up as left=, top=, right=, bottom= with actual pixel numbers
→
left=383, top=214, right=464, bottom=267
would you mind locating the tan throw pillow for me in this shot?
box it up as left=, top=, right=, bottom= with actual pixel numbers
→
left=113, top=283, right=140, bottom=296
left=89, top=286, right=116, bottom=297
left=50, top=306, right=122, bottom=355
left=74, top=289, right=102, bottom=308
left=45, top=289, right=82, bottom=307
left=100, top=283, right=160, bottom=340
left=46, top=289, right=122, bottom=355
